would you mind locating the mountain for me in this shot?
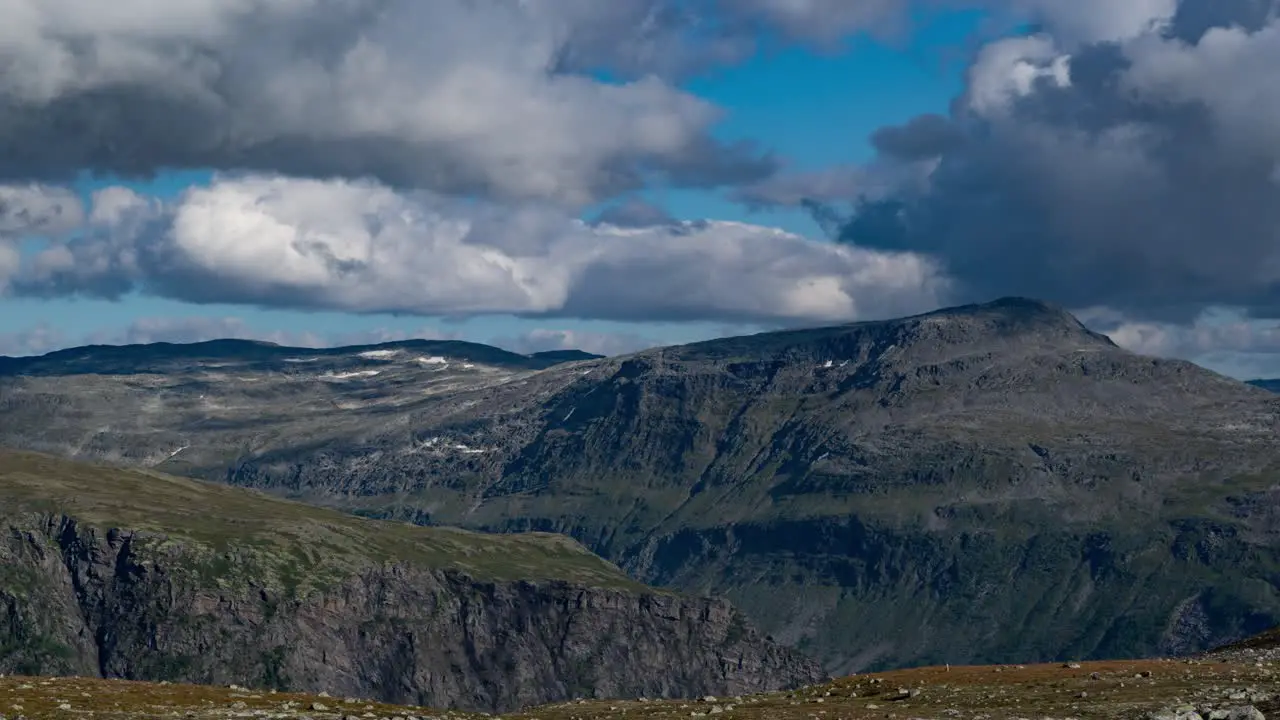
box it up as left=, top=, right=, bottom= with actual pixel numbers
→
left=1248, top=379, right=1280, bottom=393
left=0, top=337, right=593, bottom=377
left=529, top=349, right=607, bottom=363
left=0, top=450, right=822, bottom=711
left=2, top=297, right=1279, bottom=674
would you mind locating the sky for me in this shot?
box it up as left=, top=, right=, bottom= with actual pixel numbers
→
left=2, top=0, right=1280, bottom=378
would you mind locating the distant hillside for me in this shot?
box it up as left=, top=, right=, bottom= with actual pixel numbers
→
left=0, top=337, right=594, bottom=376
left=1248, top=378, right=1280, bottom=393
left=3, top=297, right=1280, bottom=675
left=529, top=349, right=606, bottom=363
left=0, top=450, right=821, bottom=711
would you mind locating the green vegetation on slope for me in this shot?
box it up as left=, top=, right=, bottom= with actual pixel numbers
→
left=0, top=449, right=643, bottom=591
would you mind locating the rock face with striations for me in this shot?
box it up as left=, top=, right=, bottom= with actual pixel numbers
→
left=3, top=298, right=1280, bottom=674
left=0, top=452, right=823, bottom=711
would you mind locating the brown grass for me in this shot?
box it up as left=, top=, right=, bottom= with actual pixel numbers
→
left=3, top=657, right=1276, bottom=720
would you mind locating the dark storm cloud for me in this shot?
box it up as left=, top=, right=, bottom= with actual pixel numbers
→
left=771, top=0, right=1280, bottom=322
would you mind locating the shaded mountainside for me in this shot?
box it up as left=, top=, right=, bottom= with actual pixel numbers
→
left=0, top=451, right=822, bottom=712
left=1248, top=379, right=1280, bottom=393
left=3, top=298, right=1280, bottom=674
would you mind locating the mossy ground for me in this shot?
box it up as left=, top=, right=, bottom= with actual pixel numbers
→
left=1, top=657, right=1276, bottom=719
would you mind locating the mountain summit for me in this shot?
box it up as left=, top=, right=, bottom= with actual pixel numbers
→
left=1, top=299, right=1278, bottom=674
left=667, top=296, right=1114, bottom=369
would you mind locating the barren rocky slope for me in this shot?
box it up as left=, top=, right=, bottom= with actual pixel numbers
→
left=0, top=451, right=821, bottom=712
left=3, top=298, right=1280, bottom=673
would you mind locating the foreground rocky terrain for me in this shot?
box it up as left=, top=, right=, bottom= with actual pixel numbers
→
left=3, top=298, right=1280, bottom=673
left=0, top=451, right=820, bottom=712
left=1, top=641, right=1276, bottom=719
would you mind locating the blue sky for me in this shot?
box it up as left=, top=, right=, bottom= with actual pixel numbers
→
left=0, top=6, right=985, bottom=356
left=5, top=0, right=1280, bottom=378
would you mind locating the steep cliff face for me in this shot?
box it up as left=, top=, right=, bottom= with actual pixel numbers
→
left=4, top=298, right=1280, bottom=674
left=0, top=453, right=823, bottom=711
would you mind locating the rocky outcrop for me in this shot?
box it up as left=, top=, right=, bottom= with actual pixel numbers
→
left=0, top=513, right=822, bottom=712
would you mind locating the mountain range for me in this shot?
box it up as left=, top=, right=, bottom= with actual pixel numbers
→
left=2, top=297, right=1278, bottom=676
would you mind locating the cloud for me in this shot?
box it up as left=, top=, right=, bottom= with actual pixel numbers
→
left=0, top=323, right=66, bottom=357
left=763, top=0, right=1280, bottom=325
left=1002, top=0, right=1180, bottom=45
left=494, top=328, right=660, bottom=357
left=1084, top=308, right=1280, bottom=357
left=1079, top=306, right=1280, bottom=379
left=326, top=326, right=458, bottom=347
left=735, top=166, right=871, bottom=209
left=591, top=198, right=677, bottom=228
left=85, top=316, right=314, bottom=348
left=724, top=0, right=905, bottom=45
left=0, top=0, right=799, bottom=206
left=0, top=184, right=84, bottom=237
left=869, top=113, right=965, bottom=161
left=10, top=174, right=949, bottom=325
left=0, top=183, right=86, bottom=292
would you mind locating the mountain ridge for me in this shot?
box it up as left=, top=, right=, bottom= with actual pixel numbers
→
left=2, top=297, right=1278, bottom=674
left=0, top=296, right=1106, bottom=374
left=0, top=337, right=595, bottom=376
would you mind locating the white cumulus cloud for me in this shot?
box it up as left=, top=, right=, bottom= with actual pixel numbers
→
left=10, top=174, right=950, bottom=326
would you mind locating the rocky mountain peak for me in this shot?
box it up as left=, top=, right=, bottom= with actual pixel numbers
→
left=902, top=296, right=1113, bottom=346
left=657, top=297, right=1114, bottom=372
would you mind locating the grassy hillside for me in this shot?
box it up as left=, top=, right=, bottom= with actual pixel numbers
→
left=0, top=449, right=643, bottom=592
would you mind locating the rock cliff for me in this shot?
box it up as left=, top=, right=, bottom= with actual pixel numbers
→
left=0, top=451, right=823, bottom=712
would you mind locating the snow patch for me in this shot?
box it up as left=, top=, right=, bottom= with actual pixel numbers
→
left=407, top=435, right=491, bottom=455
left=321, top=370, right=381, bottom=381
left=358, top=349, right=399, bottom=360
